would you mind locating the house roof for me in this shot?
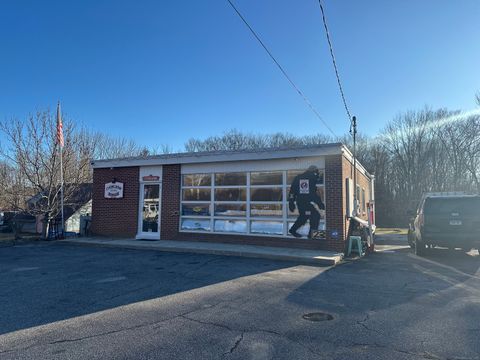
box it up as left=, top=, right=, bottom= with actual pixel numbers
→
left=92, top=142, right=369, bottom=172
left=27, top=184, right=93, bottom=220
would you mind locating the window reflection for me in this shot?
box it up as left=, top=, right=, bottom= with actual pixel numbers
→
left=250, top=171, right=282, bottom=185
left=181, top=218, right=211, bottom=231
left=183, top=174, right=211, bottom=187
left=250, top=204, right=282, bottom=217
left=214, top=203, right=246, bottom=217
left=215, top=188, right=246, bottom=202
left=214, top=220, right=247, bottom=233
left=215, top=172, right=247, bottom=186
left=250, top=187, right=283, bottom=202
left=251, top=221, right=283, bottom=235
left=182, top=203, right=210, bottom=216
left=142, top=184, right=159, bottom=233
left=182, top=188, right=211, bottom=201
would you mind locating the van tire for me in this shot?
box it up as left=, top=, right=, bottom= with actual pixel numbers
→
left=407, top=229, right=415, bottom=249
left=415, top=237, right=427, bottom=256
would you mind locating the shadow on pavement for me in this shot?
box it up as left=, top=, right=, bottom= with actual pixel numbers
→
left=0, top=243, right=293, bottom=335
left=418, top=247, right=480, bottom=276
left=286, top=233, right=480, bottom=315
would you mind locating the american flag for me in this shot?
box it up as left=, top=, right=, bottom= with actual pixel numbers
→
left=56, top=102, right=64, bottom=147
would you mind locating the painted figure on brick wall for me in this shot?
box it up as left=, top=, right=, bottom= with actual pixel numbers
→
left=288, top=165, right=325, bottom=239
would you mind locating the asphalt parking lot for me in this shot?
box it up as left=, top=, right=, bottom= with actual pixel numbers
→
left=1, top=235, right=479, bottom=360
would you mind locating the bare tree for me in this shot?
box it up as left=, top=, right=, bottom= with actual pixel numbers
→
left=0, top=111, right=90, bottom=237
left=0, top=110, right=167, bottom=238
left=184, top=129, right=333, bottom=152
left=370, top=106, right=480, bottom=225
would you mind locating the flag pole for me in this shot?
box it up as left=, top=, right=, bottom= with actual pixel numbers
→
left=60, top=137, right=64, bottom=238
left=57, top=102, right=65, bottom=239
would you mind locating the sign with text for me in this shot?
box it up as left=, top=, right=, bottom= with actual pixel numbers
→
left=104, top=182, right=124, bottom=199
left=142, top=175, right=160, bottom=182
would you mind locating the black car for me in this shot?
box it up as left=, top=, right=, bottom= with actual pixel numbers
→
left=408, top=193, right=480, bottom=256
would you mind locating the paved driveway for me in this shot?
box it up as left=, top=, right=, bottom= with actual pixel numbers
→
left=0, top=236, right=479, bottom=359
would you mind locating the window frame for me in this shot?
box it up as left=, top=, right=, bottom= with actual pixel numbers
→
left=361, top=187, right=366, bottom=214
left=180, top=169, right=326, bottom=237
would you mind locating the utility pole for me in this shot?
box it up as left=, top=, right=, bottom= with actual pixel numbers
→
left=351, top=115, right=357, bottom=216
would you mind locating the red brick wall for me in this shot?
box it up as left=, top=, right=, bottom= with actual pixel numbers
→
left=173, top=232, right=333, bottom=251
left=325, top=155, right=346, bottom=252
left=160, top=164, right=181, bottom=240
left=91, top=167, right=139, bottom=237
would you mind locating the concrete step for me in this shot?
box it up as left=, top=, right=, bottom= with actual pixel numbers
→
left=62, top=237, right=343, bottom=266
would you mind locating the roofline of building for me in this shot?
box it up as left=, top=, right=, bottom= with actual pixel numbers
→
left=341, top=146, right=373, bottom=179
left=91, top=142, right=372, bottom=179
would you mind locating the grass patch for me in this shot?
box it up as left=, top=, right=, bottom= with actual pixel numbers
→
left=0, top=233, right=14, bottom=242
left=0, top=232, right=41, bottom=242
left=375, top=228, right=408, bottom=235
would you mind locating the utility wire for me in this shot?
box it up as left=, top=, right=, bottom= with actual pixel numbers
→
left=226, top=0, right=337, bottom=138
left=317, top=0, right=353, bottom=125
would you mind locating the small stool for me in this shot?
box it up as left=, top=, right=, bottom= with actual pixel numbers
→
left=347, top=236, right=364, bottom=256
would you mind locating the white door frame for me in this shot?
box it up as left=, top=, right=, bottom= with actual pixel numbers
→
left=136, top=181, right=162, bottom=240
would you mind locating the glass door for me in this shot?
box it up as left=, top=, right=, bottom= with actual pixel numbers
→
left=137, top=183, right=161, bottom=239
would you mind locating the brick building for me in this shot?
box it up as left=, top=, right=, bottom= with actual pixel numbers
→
left=90, top=143, right=374, bottom=252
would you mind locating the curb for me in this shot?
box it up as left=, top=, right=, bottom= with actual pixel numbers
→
left=61, top=240, right=341, bottom=266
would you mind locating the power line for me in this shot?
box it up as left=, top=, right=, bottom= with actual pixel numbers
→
left=317, top=0, right=359, bottom=217
left=226, top=0, right=337, bottom=138
left=317, top=0, right=353, bottom=124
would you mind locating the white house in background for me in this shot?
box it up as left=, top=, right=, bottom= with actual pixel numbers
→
left=28, top=184, right=93, bottom=235
left=65, top=199, right=92, bottom=233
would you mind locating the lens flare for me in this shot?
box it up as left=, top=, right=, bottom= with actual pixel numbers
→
left=375, top=108, right=480, bottom=143
left=428, top=108, right=480, bottom=129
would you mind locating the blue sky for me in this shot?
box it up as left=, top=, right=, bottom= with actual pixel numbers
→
left=0, top=0, right=479, bottom=150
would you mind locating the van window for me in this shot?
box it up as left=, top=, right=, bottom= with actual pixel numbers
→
left=424, top=197, right=480, bottom=214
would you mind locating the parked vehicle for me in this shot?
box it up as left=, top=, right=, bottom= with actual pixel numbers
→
left=0, top=211, right=36, bottom=233
left=0, top=211, right=14, bottom=232
left=408, top=192, right=480, bottom=255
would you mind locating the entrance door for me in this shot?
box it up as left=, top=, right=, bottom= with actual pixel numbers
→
left=137, top=183, right=161, bottom=239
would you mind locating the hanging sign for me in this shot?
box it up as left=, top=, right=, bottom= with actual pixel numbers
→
left=104, top=182, right=124, bottom=198
left=142, top=175, right=160, bottom=182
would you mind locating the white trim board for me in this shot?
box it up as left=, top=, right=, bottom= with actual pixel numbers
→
left=181, top=157, right=325, bottom=174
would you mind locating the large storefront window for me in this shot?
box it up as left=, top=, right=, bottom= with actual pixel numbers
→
left=180, top=169, right=325, bottom=237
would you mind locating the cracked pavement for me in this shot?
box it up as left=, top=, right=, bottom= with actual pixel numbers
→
left=0, top=235, right=479, bottom=359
